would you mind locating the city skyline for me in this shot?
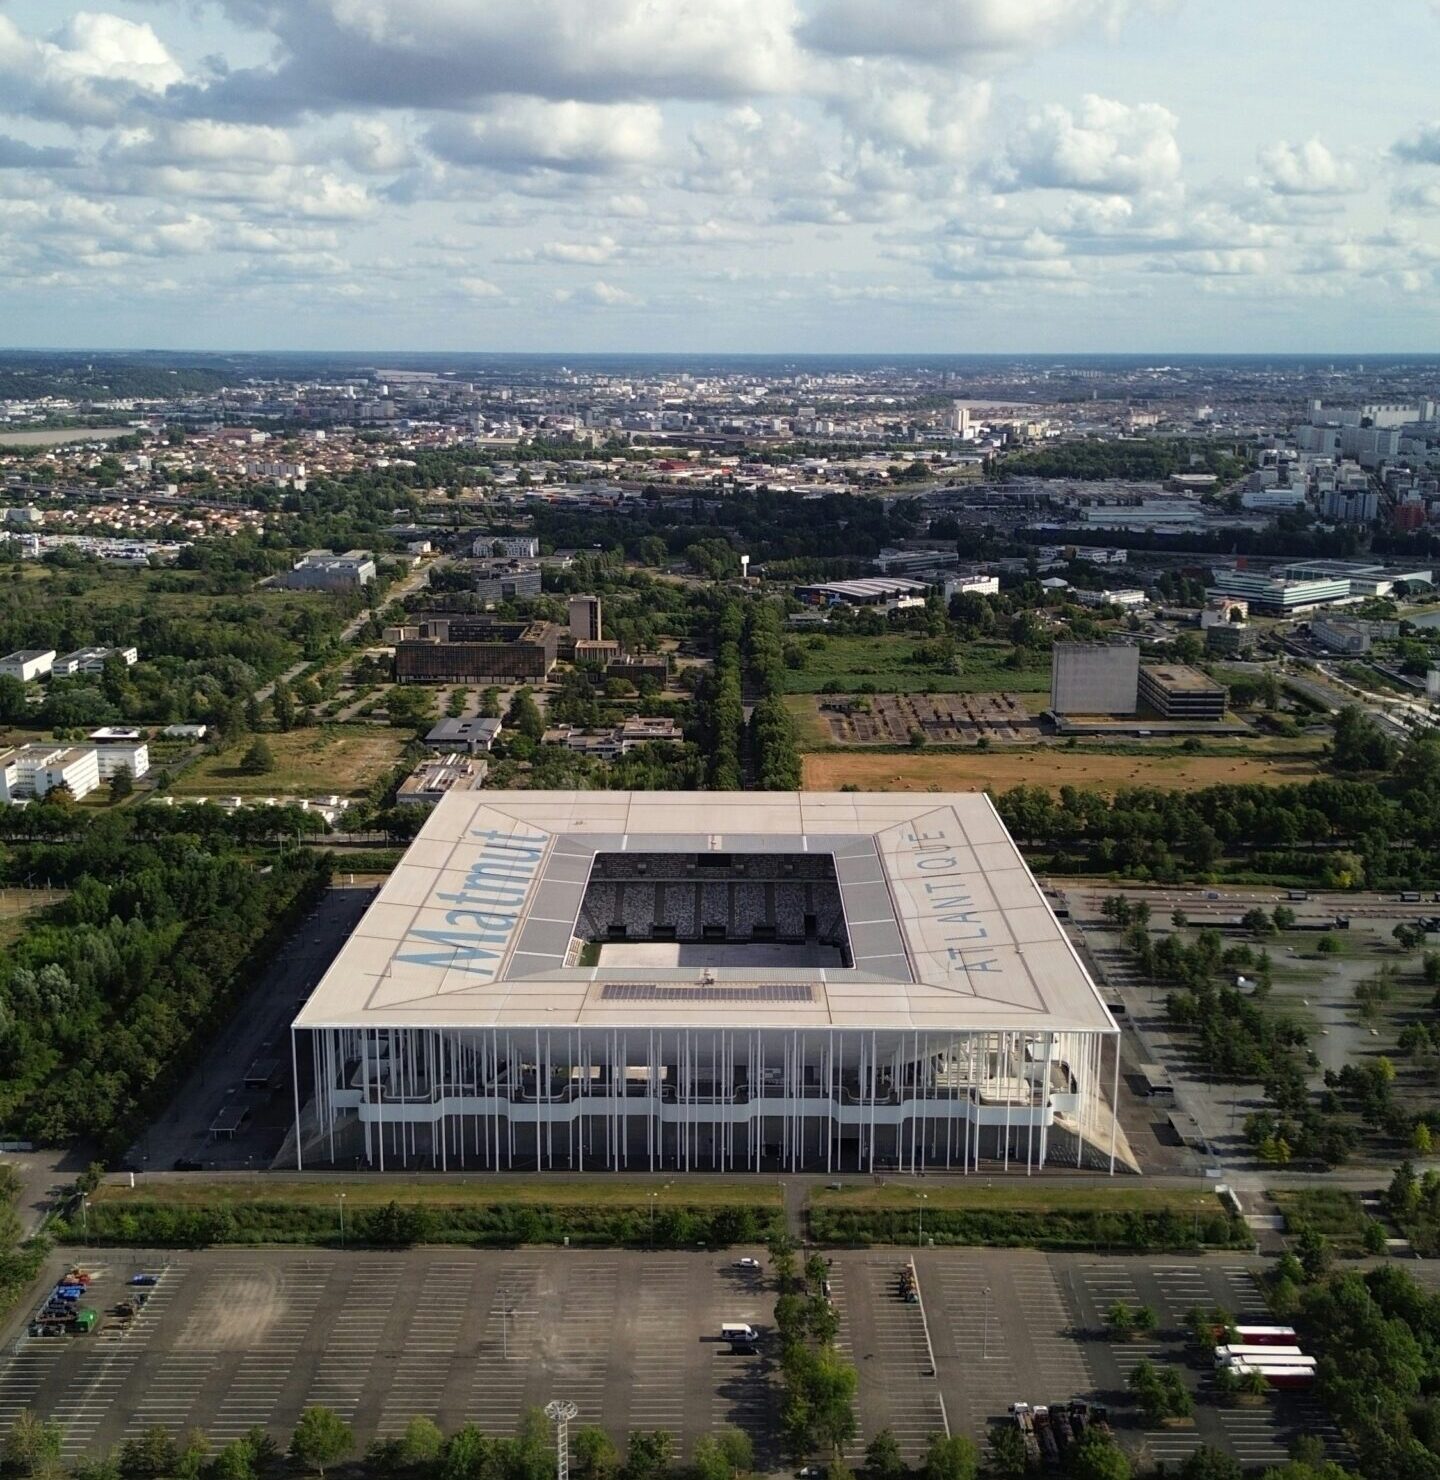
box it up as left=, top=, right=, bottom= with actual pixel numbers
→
left=3, top=1, right=1440, bottom=352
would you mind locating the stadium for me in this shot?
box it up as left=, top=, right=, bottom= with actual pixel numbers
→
left=289, top=792, right=1127, bottom=1174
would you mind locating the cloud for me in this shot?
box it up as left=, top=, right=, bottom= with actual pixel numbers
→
left=555, top=280, right=642, bottom=306
left=0, top=135, right=78, bottom=169
left=0, top=12, right=184, bottom=125
left=799, top=0, right=1130, bottom=62
left=993, top=95, right=1180, bottom=195
left=338, top=120, right=415, bottom=175
left=178, top=0, right=803, bottom=119
left=426, top=100, right=663, bottom=175
left=457, top=276, right=503, bottom=299
left=1258, top=138, right=1361, bottom=196
left=1394, top=122, right=1440, bottom=165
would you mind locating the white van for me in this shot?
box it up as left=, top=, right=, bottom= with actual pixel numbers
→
left=721, top=1323, right=757, bottom=1343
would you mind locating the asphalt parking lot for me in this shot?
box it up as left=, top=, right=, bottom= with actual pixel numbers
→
left=0, top=1248, right=1346, bottom=1471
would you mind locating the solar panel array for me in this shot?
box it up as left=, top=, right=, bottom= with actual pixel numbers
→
left=599, top=983, right=816, bottom=1003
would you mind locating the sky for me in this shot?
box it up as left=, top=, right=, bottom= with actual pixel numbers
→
left=3, top=0, right=1440, bottom=354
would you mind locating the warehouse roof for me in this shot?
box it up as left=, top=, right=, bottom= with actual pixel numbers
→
left=292, top=791, right=1115, bottom=1035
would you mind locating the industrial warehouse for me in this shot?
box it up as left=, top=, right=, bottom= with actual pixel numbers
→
left=289, top=792, right=1125, bottom=1174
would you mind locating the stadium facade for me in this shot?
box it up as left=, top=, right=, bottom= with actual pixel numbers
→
left=290, top=792, right=1124, bottom=1174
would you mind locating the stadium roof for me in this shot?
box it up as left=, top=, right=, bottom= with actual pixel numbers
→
left=292, top=791, right=1115, bottom=1035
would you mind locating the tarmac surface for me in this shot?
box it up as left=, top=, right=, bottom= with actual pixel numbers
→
left=0, top=1247, right=1346, bottom=1472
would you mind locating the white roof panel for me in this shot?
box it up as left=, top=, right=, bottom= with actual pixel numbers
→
left=292, top=791, right=1115, bottom=1036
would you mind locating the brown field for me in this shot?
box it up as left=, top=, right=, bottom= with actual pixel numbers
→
left=803, top=746, right=1326, bottom=795
left=168, top=726, right=407, bottom=798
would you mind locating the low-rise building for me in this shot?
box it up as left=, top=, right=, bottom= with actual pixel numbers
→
left=423, top=716, right=504, bottom=754
left=1204, top=623, right=1256, bottom=655
left=279, top=550, right=376, bottom=591
left=0, top=743, right=100, bottom=801
left=1310, top=617, right=1373, bottom=655
left=0, top=649, right=55, bottom=683
left=542, top=717, right=684, bottom=758
left=54, top=645, right=139, bottom=677
left=88, top=727, right=150, bottom=780
left=1138, top=664, right=1227, bottom=721
left=397, top=755, right=488, bottom=805
left=472, top=535, right=539, bottom=559
left=795, top=576, right=929, bottom=609
left=1073, top=588, right=1148, bottom=609
left=162, top=723, right=208, bottom=740
left=473, top=560, right=542, bottom=604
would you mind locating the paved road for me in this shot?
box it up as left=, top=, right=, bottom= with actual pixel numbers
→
left=129, top=885, right=376, bottom=1173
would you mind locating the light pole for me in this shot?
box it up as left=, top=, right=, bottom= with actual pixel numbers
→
left=916, top=1192, right=927, bottom=1247
left=336, top=1192, right=346, bottom=1248
left=545, top=1400, right=578, bottom=1480
left=81, top=1198, right=89, bottom=1246
left=648, top=1192, right=657, bottom=1250
left=982, top=1286, right=992, bottom=1361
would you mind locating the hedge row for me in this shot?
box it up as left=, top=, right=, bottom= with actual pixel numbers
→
left=56, top=1197, right=781, bottom=1250
left=806, top=1205, right=1250, bottom=1252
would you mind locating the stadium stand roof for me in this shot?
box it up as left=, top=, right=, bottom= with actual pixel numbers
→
left=293, top=791, right=1114, bottom=1036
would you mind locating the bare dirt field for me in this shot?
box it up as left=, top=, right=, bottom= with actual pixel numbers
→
left=803, top=747, right=1326, bottom=794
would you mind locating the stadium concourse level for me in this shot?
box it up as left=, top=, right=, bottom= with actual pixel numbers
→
left=289, top=792, right=1127, bottom=1178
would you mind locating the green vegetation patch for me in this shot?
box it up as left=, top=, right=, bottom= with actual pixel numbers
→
left=66, top=1178, right=782, bottom=1249
left=1271, top=1187, right=1375, bottom=1256
left=806, top=1183, right=1247, bottom=1250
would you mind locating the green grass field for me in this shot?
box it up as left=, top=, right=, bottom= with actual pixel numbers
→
left=780, top=635, right=1050, bottom=695
left=167, top=726, right=407, bottom=798
left=93, top=1176, right=783, bottom=1210
left=1269, top=1188, right=1373, bottom=1254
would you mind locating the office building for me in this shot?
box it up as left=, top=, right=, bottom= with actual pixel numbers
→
left=54, top=646, right=139, bottom=677
left=795, top=576, right=930, bottom=609
left=395, top=620, right=560, bottom=684
left=569, top=595, right=603, bottom=642
left=0, top=649, right=55, bottom=683
left=289, top=791, right=1122, bottom=1174
left=1050, top=644, right=1140, bottom=715
left=280, top=550, right=376, bottom=591
left=87, top=728, right=150, bottom=781
left=1208, top=570, right=1353, bottom=613
left=0, top=744, right=100, bottom=802
left=473, top=535, right=540, bottom=560
left=1137, top=665, right=1227, bottom=721
left=424, top=717, right=504, bottom=755
left=396, top=755, right=488, bottom=806
left=473, top=560, right=542, bottom=605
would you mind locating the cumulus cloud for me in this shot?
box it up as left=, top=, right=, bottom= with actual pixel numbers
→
left=993, top=95, right=1180, bottom=195
left=1394, top=122, right=1440, bottom=165
left=800, top=0, right=1131, bottom=62
left=426, top=100, right=662, bottom=175
left=457, top=276, right=503, bottom=299
left=177, top=0, right=803, bottom=119
left=0, top=12, right=184, bottom=125
left=555, top=280, right=643, bottom=306
left=1258, top=138, right=1361, bottom=196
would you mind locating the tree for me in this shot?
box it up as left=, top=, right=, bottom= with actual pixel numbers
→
left=920, top=1434, right=977, bottom=1480
left=289, top=1407, right=353, bottom=1477
left=622, top=1431, right=673, bottom=1480
left=984, top=1423, right=1026, bottom=1480
left=1133, top=1304, right=1158, bottom=1334
left=109, top=766, right=134, bottom=802
left=273, top=684, right=296, bottom=733
left=1272, top=906, right=1296, bottom=932
left=4, top=1411, right=62, bottom=1476
left=119, top=1429, right=178, bottom=1480
left=507, top=687, right=547, bottom=743
left=399, top=1416, right=444, bottom=1468
left=239, top=737, right=275, bottom=775
left=1066, top=1429, right=1131, bottom=1480
left=1106, top=1301, right=1135, bottom=1339
left=0, top=674, right=28, bottom=723
left=1171, top=909, right=1189, bottom=929
left=1415, top=1121, right=1434, bottom=1156
left=572, top=1428, right=620, bottom=1480
left=1316, top=936, right=1338, bottom=956
left=1179, top=1447, right=1242, bottom=1480
left=1243, top=907, right=1275, bottom=937
left=864, top=1429, right=907, bottom=1480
